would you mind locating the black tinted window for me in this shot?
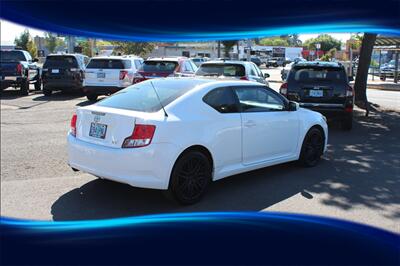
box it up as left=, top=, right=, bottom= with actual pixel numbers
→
left=1, top=51, right=27, bottom=62
left=289, top=67, right=346, bottom=83
left=234, top=87, right=285, bottom=112
left=87, top=59, right=130, bottom=69
left=203, top=87, right=238, bottom=113
left=196, top=63, right=245, bottom=77
left=44, top=56, right=78, bottom=68
left=140, top=61, right=178, bottom=72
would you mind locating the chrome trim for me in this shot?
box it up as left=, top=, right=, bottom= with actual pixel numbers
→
left=299, top=102, right=344, bottom=107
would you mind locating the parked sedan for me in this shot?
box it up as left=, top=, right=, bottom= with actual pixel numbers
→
left=195, top=60, right=270, bottom=86
left=68, top=78, right=328, bottom=204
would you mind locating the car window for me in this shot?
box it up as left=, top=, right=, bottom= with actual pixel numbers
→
left=183, top=61, right=194, bottom=72
left=289, top=67, right=346, bottom=83
left=140, top=60, right=178, bottom=72
left=254, top=65, right=263, bottom=77
left=189, top=60, right=198, bottom=71
left=134, top=59, right=142, bottom=69
left=44, top=56, right=79, bottom=68
left=86, top=59, right=129, bottom=69
left=203, top=87, right=239, bottom=113
left=24, top=51, right=32, bottom=61
left=196, top=63, right=245, bottom=77
left=234, top=87, right=285, bottom=112
left=249, top=65, right=257, bottom=76
left=0, top=51, right=27, bottom=62
left=97, top=80, right=197, bottom=112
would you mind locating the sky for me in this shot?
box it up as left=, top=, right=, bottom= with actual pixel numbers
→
left=1, top=19, right=351, bottom=45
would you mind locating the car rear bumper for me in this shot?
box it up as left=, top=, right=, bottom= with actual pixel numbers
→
left=299, top=102, right=352, bottom=118
left=82, top=86, right=124, bottom=95
left=43, top=79, right=82, bottom=90
left=67, top=134, right=179, bottom=190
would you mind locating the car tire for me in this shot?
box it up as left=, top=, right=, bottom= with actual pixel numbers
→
left=166, top=150, right=212, bottom=205
left=34, top=78, right=42, bottom=91
left=19, top=78, right=29, bottom=96
left=299, top=127, right=324, bottom=167
left=380, top=76, right=386, bottom=81
left=342, top=114, right=353, bottom=131
left=43, top=88, right=52, bottom=97
left=87, top=94, right=98, bottom=102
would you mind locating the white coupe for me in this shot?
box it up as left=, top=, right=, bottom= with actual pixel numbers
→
left=68, top=78, right=328, bottom=204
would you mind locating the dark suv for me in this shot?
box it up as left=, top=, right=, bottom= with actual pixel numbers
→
left=280, top=61, right=354, bottom=130
left=42, top=54, right=89, bottom=96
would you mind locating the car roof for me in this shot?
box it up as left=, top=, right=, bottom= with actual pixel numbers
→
left=47, top=53, right=85, bottom=58
left=149, top=77, right=261, bottom=91
left=146, top=56, right=188, bottom=62
left=294, top=61, right=344, bottom=68
left=201, top=60, right=250, bottom=66
left=91, top=55, right=141, bottom=60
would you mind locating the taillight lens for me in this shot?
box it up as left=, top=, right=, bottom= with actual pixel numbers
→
left=346, top=85, right=354, bottom=97
left=119, top=70, right=128, bottom=80
left=133, top=73, right=146, bottom=84
left=280, top=82, right=288, bottom=96
left=240, top=76, right=249, bottom=81
left=70, top=113, right=77, bottom=137
left=122, top=124, right=156, bottom=148
left=16, top=64, right=22, bottom=75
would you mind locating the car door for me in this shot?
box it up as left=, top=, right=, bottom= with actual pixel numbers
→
left=233, top=86, right=300, bottom=165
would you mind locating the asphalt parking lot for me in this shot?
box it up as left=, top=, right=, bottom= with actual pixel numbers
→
left=1, top=68, right=399, bottom=233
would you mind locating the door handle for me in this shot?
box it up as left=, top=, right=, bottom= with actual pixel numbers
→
left=244, top=120, right=256, bottom=128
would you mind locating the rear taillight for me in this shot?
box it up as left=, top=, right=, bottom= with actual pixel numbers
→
left=16, top=64, right=22, bottom=75
left=280, top=82, right=288, bottom=96
left=119, top=70, right=128, bottom=80
left=346, top=85, right=354, bottom=97
left=122, top=124, right=156, bottom=148
left=345, top=106, right=353, bottom=113
left=133, top=73, right=146, bottom=84
left=70, top=113, right=77, bottom=137
left=240, top=76, right=249, bottom=81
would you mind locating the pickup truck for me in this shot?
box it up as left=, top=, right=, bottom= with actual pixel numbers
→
left=0, top=50, right=42, bottom=95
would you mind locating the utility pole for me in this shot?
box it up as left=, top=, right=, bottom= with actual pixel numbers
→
left=217, top=41, right=221, bottom=58
left=246, top=39, right=251, bottom=61
left=67, top=36, right=75, bottom=53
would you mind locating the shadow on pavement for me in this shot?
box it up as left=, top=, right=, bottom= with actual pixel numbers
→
left=32, top=91, right=84, bottom=102
left=51, top=110, right=400, bottom=221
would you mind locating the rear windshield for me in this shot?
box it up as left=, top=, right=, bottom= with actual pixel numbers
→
left=1, top=51, right=26, bottom=62
left=96, top=80, right=195, bottom=112
left=140, top=60, right=178, bottom=72
left=44, top=56, right=78, bottom=68
left=289, top=67, right=346, bottom=82
left=196, top=63, right=245, bottom=77
left=86, top=59, right=130, bottom=69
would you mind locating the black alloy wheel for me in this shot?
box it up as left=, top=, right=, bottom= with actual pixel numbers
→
left=168, top=151, right=212, bottom=205
left=299, top=128, right=324, bottom=167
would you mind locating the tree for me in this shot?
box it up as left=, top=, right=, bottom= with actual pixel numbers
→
left=221, top=40, right=238, bottom=58
left=44, top=32, right=63, bottom=53
left=27, top=39, right=37, bottom=57
left=14, top=29, right=37, bottom=57
left=111, top=41, right=155, bottom=57
left=320, top=48, right=337, bottom=61
left=259, top=37, right=289, bottom=46
left=304, top=34, right=342, bottom=51
left=14, top=29, right=30, bottom=50
left=280, top=34, right=302, bottom=46
left=349, top=34, right=363, bottom=50
left=77, top=40, right=92, bottom=56
left=353, top=33, right=377, bottom=116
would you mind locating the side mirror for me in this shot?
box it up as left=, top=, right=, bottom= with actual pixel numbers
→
left=33, top=58, right=39, bottom=63
left=288, top=101, right=299, bottom=111
left=264, top=73, right=270, bottom=78
left=348, top=76, right=354, bottom=82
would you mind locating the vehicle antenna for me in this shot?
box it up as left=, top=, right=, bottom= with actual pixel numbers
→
left=150, top=81, right=168, bottom=117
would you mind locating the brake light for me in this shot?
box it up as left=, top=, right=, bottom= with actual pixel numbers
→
left=16, top=64, right=22, bottom=75
left=70, top=113, right=77, bottom=137
left=280, top=82, right=288, bottom=96
left=346, top=85, right=354, bottom=97
left=119, top=70, right=128, bottom=80
left=345, top=106, right=353, bottom=113
left=240, top=76, right=249, bottom=81
left=133, top=73, right=146, bottom=84
left=122, top=124, right=156, bottom=148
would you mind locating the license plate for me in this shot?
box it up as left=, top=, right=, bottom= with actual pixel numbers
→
left=51, top=69, right=59, bottom=74
left=309, top=90, right=323, bottom=97
left=89, top=123, right=107, bottom=139
left=97, top=72, right=106, bottom=79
